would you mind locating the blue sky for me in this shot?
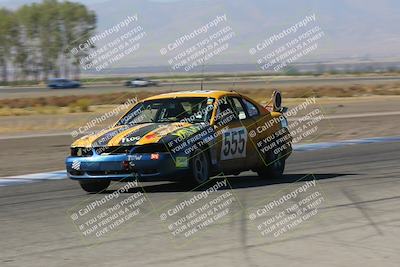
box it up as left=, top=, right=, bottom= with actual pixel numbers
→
left=0, top=0, right=188, bottom=3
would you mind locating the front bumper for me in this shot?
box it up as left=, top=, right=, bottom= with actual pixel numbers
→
left=66, top=152, right=189, bottom=181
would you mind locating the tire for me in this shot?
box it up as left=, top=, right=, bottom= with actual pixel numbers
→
left=79, top=180, right=110, bottom=193
left=257, top=152, right=285, bottom=179
left=187, top=150, right=210, bottom=185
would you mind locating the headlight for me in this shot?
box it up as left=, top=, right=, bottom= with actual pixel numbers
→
left=71, top=147, right=93, bottom=157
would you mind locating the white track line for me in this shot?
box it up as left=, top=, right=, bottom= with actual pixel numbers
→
left=0, top=171, right=67, bottom=187
left=0, top=136, right=399, bottom=187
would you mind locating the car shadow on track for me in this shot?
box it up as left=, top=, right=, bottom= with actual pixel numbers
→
left=105, top=173, right=354, bottom=194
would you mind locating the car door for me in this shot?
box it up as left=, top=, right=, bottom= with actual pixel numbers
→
left=60, top=79, right=68, bottom=88
left=214, top=96, right=259, bottom=173
left=240, top=97, right=265, bottom=169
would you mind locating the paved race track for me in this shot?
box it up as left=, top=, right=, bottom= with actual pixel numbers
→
left=0, top=141, right=399, bottom=266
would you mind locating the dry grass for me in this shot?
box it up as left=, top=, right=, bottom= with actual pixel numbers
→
left=235, top=82, right=400, bottom=102
left=0, top=106, right=67, bottom=116
left=0, top=82, right=399, bottom=116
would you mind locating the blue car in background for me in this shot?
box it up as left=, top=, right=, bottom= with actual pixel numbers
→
left=47, top=78, right=81, bottom=89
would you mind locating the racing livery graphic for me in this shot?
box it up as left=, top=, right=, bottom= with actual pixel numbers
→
left=66, top=90, right=292, bottom=192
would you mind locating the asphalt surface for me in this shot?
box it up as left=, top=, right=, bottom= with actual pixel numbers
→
left=1, top=75, right=400, bottom=99
left=1, top=141, right=399, bottom=266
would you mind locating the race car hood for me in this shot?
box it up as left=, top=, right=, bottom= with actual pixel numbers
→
left=71, top=122, right=207, bottom=148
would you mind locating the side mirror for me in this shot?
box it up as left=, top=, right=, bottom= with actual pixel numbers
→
left=272, top=90, right=282, bottom=112
left=271, top=90, right=288, bottom=113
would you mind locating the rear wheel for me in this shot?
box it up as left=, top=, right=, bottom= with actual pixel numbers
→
left=79, top=180, right=110, bottom=193
left=187, top=150, right=210, bottom=185
left=257, top=152, right=285, bottom=179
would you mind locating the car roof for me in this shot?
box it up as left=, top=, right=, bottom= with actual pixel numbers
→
left=144, top=90, right=239, bottom=100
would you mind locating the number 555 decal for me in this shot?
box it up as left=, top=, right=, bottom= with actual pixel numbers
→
left=221, top=127, right=248, bottom=160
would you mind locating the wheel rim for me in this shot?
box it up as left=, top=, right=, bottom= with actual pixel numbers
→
left=272, top=153, right=283, bottom=169
left=193, top=152, right=208, bottom=183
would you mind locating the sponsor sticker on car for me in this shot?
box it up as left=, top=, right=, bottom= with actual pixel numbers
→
left=175, top=157, right=189, bottom=168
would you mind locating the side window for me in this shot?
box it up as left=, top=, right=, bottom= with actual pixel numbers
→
left=215, top=96, right=248, bottom=124
left=216, top=98, right=237, bottom=123
left=230, top=97, right=247, bottom=120
left=243, top=99, right=259, bottom=118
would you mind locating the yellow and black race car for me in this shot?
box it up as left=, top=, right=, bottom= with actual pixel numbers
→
left=66, top=90, right=292, bottom=192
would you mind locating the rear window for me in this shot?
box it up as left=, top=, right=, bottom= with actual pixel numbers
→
left=243, top=99, right=259, bottom=118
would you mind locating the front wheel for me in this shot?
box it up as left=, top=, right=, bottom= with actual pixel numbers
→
left=257, top=152, right=285, bottom=179
left=187, top=150, right=210, bottom=185
left=79, top=180, right=110, bottom=193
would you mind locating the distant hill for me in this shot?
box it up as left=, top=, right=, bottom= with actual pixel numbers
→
left=2, top=0, right=400, bottom=67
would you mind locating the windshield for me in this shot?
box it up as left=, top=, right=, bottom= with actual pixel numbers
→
left=117, top=97, right=215, bottom=125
